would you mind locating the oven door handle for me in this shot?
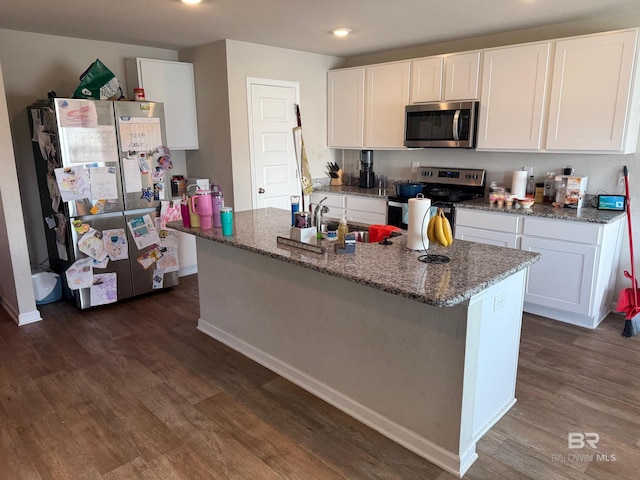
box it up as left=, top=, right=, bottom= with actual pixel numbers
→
left=388, top=201, right=405, bottom=208
left=452, top=109, right=461, bottom=141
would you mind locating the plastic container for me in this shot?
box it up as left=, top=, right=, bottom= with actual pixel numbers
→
left=31, top=271, right=62, bottom=305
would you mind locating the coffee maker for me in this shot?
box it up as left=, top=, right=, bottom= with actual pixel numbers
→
left=358, top=150, right=375, bottom=188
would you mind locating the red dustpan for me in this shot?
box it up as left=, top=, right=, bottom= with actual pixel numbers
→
left=616, top=166, right=640, bottom=336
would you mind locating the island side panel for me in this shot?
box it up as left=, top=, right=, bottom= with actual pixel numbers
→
left=464, top=269, right=526, bottom=442
left=195, top=238, right=477, bottom=470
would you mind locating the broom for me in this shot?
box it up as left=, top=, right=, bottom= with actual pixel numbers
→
left=621, top=166, right=640, bottom=337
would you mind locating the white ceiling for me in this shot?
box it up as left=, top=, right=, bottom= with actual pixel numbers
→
left=2, top=0, right=640, bottom=57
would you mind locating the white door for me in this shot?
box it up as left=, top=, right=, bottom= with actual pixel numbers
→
left=247, top=79, right=300, bottom=210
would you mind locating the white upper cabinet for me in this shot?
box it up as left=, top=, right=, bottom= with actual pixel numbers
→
left=410, top=56, right=443, bottom=103
left=410, top=52, right=480, bottom=103
left=443, top=51, right=481, bottom=101
left=125, top=58, right=199, bottom=150
left=365, top=61, right=411, bottom=148
left=476, top=42, right=551, bottom=151
left=327, top=67, right=365, bottom=148
left=546, top=29, right=640, bottom=153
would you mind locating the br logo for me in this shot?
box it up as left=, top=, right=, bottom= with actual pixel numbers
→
left=568, top=432, right=600, bottom=449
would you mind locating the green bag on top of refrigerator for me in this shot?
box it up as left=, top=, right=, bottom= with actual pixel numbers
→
left=72, top=59, right=124, bottom=100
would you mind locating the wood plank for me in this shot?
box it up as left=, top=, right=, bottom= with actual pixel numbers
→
left=16, top=412, right=103, bottom=480
left=196, top=391, right=349, bottom=480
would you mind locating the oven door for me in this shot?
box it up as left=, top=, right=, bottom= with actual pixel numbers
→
left=387, top=198, right=408, bottom=229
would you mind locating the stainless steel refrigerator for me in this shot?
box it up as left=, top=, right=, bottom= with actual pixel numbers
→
left=28, top=98, right=178, bottom=309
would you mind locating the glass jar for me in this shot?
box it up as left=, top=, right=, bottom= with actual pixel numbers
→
left=543, top=173, right=556, bottom=203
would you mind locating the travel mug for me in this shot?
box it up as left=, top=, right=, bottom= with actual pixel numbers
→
left=180, top=199, right=191, bottom=228
left=220, top=207, right=233, bottom=236
left=191, top=192, right=212, bottom=230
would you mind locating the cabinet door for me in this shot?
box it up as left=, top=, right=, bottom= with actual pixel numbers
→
left=410, top=57, right=443, bottom=103
left=443, top=52, right=481, bottom=101
left=455, top=226, right=520, bottom=249
left=546, top=29, right=639, bottom=153
left=345, top=195, right=387, bottom=224
left=476, top=43, right=551, bottom=151
left=135, top=58, right=199, bottom=150
left=365, top=62, right=411, bottom=148
left=327, top=68, right=365, bottom=148
left=521, top=236, right=596, bottom=315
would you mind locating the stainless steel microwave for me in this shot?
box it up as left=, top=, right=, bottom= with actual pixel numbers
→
left=404, top=101, right=479, bottom=148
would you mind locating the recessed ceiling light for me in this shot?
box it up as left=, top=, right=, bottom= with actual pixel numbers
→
left=332, top=28, right=352, bottom=37
left=182, top=0, right=201, bottom=5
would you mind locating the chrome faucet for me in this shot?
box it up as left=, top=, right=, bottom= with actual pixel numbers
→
left=313, top=197, right=329, bottom=233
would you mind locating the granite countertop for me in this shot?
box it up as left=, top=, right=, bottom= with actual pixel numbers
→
left=168, top=208, right=540, bottom=307
left=457, top=198, right=626, bottom=224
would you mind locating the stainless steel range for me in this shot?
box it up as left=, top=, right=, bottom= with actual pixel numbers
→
left=387, top=166, right=486, bottom=231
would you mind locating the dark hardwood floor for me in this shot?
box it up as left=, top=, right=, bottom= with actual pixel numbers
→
left=1, top=274, right=639, bottom=479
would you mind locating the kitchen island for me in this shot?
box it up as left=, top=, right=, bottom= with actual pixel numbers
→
left=168, top=208, right=540, bottom=477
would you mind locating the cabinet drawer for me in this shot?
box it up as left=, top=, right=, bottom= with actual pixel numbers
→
left=523, top=217, right=601, bottom=244
left=310, top=192, right=345, bottom=210
left=346, top=195, right=387, bottom=215
left=455, top=226, right=520, bottom=249
left=455, top=209, right=522, bottom=233
left=347, top=211, right=387, bottom=225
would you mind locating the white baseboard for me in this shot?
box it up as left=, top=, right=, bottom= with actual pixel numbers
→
left=197, top=318, right=474, bottom=477
left=178, top=264, right=197, bottom=277
left=19, top=309, right=42, bottom=325
left=0, top=300, right=41, bottom=325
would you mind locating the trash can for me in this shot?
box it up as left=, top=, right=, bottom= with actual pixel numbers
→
left=31, top=271, right=62, bottom=305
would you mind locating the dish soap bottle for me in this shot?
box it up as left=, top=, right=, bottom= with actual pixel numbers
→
left=337, top=214, right=349, bottom=244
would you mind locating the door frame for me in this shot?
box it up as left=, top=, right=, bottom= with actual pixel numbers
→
left=246, top=77, right=300, bottom=210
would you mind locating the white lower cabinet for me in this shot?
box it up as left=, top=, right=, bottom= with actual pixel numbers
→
left=520, top=236, right=595, bottom=316
left=345, top=195, right=387, bottom=224
left=310, top=192, right=386, bottom=224
left=455, top=208, right=624, bottom=328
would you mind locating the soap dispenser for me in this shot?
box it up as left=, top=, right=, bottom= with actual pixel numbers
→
left=337, top=214, right=349, bottom=244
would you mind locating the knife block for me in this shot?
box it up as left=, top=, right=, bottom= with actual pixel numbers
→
left=330, top=169, right=344, bottom=186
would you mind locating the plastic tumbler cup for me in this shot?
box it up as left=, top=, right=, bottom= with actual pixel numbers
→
left=290, top=195, right=300, bottom=226
left=220, top=207, right=233, bottom=236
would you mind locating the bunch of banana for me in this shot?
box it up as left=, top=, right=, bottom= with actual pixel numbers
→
left=426, top=208, right=453, bottom=247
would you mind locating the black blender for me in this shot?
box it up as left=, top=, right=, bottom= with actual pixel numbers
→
left=358, top=150, right=375, bottom=188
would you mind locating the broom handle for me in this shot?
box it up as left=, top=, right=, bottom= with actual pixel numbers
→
left=624, top=166, right=637, bottom=307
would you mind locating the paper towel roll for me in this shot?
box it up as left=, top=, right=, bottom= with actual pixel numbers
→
left=407, top=196, right=432, bottom=251
left=511, top=170, right=528, bottom=198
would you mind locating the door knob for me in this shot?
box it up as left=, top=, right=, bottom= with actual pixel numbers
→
left=258, top=187, right=265, bottom=194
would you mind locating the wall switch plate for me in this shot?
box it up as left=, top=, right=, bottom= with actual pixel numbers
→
left=618, top=172, right=625, bottom=187
left=411, top=161, right=419, bottom=173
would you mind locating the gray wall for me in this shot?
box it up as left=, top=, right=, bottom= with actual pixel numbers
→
left=0, top=28, right=184, bottom=275
left=182, top=39, right=343, bottom=212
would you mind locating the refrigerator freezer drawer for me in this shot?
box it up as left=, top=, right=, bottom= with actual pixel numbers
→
left=69, top=213, right=134, bottom=309
left=125, top=209, right=179, bottom=296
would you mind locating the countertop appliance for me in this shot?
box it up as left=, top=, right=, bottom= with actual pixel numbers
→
left=27, top=98, right=178, bottom=309
left=404, top=101, right=479, bottom=148
left=388, top=166, right=486, bottom=231
left=358, top=150, right=375, bottom=188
